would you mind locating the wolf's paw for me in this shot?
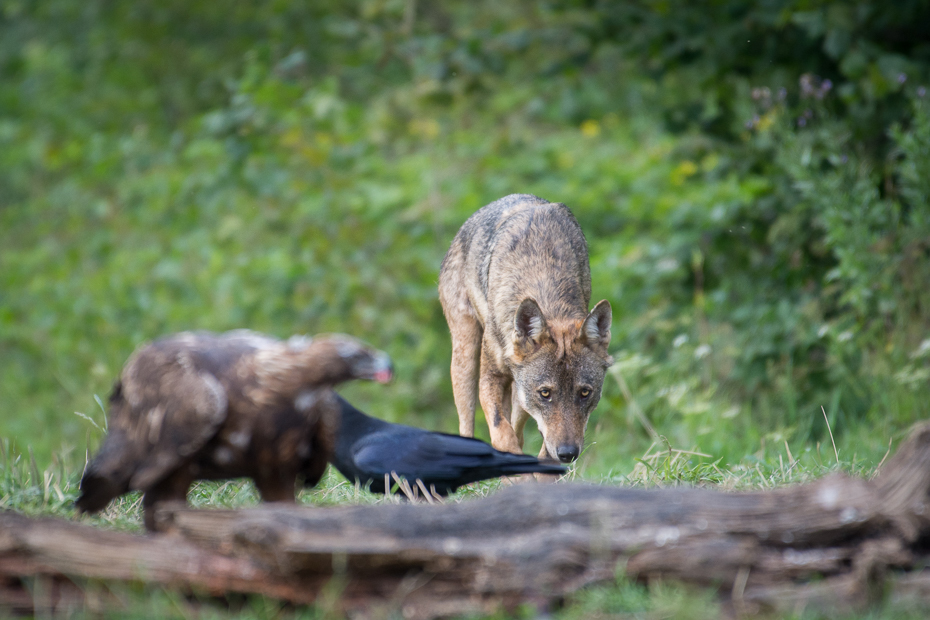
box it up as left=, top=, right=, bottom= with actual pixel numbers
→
left=533, top=472, right=561, bottom=483
left=501, top=473, right=538, bottom=486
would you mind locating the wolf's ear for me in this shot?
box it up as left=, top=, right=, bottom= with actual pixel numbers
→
left=513, top=298, right=549, bottom=348
left=582, top=300, right=612, bottom=350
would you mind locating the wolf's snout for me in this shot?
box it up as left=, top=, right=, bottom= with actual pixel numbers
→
left=556, top=444, right=580, bottom=463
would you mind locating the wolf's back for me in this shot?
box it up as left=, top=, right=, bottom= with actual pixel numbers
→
left=454, top=194, right=592, bottom=325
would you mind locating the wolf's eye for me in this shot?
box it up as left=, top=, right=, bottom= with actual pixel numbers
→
left=539, top=388, right=551, bottom=399
left=579, top=388, right=591, bottom=398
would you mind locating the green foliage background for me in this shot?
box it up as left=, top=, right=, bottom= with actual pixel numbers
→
left=2, top=0, right=930, bottom=474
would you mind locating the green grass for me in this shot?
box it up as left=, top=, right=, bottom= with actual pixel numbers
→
left=3, top=4, right=929, bottom=617
left=0, top=412, right=919, bottom=619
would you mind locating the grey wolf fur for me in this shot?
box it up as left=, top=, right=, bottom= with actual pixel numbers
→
left=439, top=194, right=612, bottom=463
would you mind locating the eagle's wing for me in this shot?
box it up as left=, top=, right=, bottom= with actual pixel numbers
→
left=115, top=348, right=228, bottom=490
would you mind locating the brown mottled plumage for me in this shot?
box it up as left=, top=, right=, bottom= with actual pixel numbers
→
left=76, top=330, right=392, bottom=530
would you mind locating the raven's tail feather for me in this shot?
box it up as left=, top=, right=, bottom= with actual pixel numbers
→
left=482, top=452, right=567, bottom=477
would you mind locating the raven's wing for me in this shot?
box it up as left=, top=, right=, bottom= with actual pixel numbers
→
left=351, top=428, right=563, bottom=483
left=350, top=429, right=451, bottom=480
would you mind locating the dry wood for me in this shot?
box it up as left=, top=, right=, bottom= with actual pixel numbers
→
left=5, top=424, right=930, bottom=618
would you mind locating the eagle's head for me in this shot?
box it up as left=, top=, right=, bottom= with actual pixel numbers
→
left=291, top=334, right=393, bottom=387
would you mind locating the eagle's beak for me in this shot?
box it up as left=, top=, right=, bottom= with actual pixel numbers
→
left=371, top=353, right=394, bottom=384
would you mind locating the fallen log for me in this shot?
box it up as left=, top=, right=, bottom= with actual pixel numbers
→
left=4, top=424, right=930, bottom=618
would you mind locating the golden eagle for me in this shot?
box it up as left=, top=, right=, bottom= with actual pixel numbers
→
left=76, top=330, right=392, bottom=530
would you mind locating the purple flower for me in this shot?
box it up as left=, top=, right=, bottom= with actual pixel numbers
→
left=800, top=73, right=815, bottom=97
left=798, top=117, right=807, bottom=127
left=751, top=87, right=772, bottom=104
left=898, top=73, right=908, bottom=84
left=918, top=86, right=927, bottom=98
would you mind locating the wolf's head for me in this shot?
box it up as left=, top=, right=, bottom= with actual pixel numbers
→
left=509, top=298, right=612, bottom=463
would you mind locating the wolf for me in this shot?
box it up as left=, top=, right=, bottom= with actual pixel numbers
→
left=439, top=194, right=612, bottom=463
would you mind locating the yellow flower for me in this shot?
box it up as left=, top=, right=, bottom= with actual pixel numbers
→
left=580, top=119, right=601, bottom=138
left=757, top=110, right=777, bottom=131
left=409, top=118, right=440, bottom=139
left=670, top=160, right=698, bottom=185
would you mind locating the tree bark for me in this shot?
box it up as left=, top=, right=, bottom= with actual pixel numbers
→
left=4, top=424, right=930, bottom=618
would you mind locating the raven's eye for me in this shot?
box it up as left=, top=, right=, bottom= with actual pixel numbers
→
left=579, top=388, right=591, bottom=399
left=539, top=388, right=551, bottom=399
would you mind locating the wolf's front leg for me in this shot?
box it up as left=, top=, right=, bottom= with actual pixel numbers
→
left=534, top=442, right=562, bottom=482
left=449, top=317, right=483, bottom=437
left=511, top=388, right=529, bottom=450
left=478, top=364, right=522, bottom=454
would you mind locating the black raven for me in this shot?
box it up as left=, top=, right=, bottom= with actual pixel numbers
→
left=330, top=395, right=567, bottom=495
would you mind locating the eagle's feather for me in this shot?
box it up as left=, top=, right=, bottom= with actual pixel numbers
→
left=76, top=330, right=392, bottom=530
